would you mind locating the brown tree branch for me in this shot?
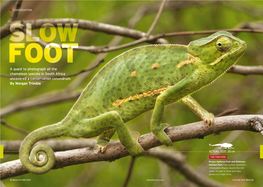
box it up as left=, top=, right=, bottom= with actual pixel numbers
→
left=0, top=115, right=262, bottom=179
left=2, top=18, right=262, bottom=47
left=227, top=65, right=263, bottom=75
left=0, top=18, right=168, bottom=44
left=1, top=139, right=98, bottom=154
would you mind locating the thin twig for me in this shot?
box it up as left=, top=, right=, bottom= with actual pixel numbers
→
left=146, top=0, right=166, bottom=37
left=122, top=157, right=136, bottom=187
left=61, top=60, right=105, bottom=78
left=8, top=0, right=23, bottom=23
left=0, top=119, right=29, bottom=135
left=155, top=28, right=263, bottom=37
left=1, top=115, right=262, bottom=179
left=216, top=108, right=239, bottom=117
left=67, top=28, right=263, bottom=54
left=0, top=90, right=81, bottom=117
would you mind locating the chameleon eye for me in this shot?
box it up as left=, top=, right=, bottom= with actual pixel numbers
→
left=215, top=37, right=232, bottom=52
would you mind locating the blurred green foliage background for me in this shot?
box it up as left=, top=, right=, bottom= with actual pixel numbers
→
left=1, top=1, right=263, bottom=187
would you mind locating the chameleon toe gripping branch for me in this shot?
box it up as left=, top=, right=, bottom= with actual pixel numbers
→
left=19, top=31, right=247, bottom=174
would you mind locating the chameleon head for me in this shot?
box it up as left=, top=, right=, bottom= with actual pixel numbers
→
left=188, top=31, right=247, bottom=71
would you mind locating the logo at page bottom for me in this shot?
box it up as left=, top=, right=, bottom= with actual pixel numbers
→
left=209, top=143, right=235, bottom=154
left=209, top=143, right=234, bottom=149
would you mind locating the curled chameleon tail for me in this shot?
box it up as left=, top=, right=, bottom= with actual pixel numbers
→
left=19, top=122, right=66, bottom=174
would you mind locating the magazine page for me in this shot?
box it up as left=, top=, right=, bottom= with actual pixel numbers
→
left=1, top=0, right=263, bottom=187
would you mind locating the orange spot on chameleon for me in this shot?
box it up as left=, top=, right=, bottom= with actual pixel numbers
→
left=177, top=54, right=196, bottom=68
left=131, top=71, right=136, bottom=77
left=152, top=63, right=160, bottom=69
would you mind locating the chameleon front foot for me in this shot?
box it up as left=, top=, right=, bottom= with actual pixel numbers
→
left=94, top=139, right=109, bottom=153
left=152, top=123, right=173, bottom=146
left=203, top=113, right=215, bottom=127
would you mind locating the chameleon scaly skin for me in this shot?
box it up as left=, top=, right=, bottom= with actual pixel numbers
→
left=19, top=31, right=246, bottom=174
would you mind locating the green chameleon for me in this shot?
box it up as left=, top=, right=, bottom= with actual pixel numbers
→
left=19, top=31, right=246, bottom=174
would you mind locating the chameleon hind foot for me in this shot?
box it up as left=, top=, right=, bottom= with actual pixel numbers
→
left=152, top=123, right=173, bottom=146
left=94, top=129, right=116, bottom=153
left=127, top=131, right=145, bottom=157
left=94, top=139, right=109, bottom=153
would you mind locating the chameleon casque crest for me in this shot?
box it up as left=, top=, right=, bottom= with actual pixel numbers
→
left=19, top=31, right=247, bottom=174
